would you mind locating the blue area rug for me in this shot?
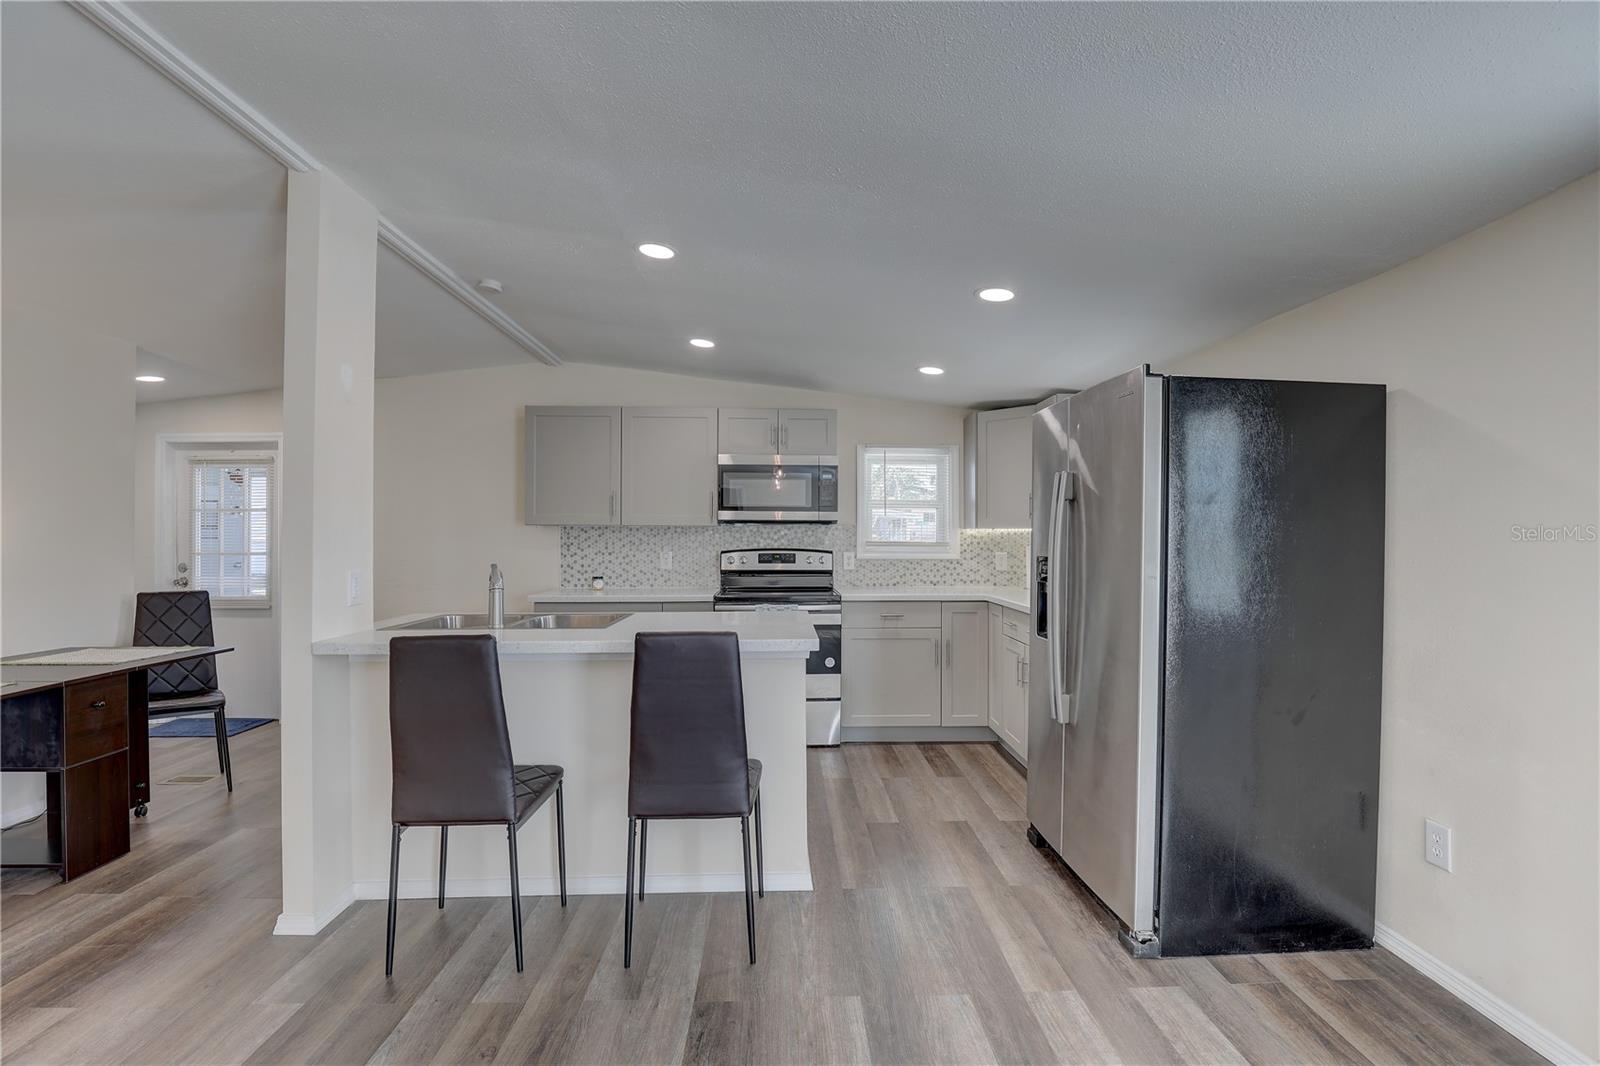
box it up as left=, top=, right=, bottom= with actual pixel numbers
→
left=150, top=717, right=273, bottom=738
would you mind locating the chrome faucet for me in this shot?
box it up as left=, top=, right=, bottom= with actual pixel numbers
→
left=488, top=563, right=505, bottom=628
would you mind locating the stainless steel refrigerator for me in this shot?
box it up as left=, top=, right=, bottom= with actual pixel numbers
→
left=1027, top=365, right=1385, bottom=957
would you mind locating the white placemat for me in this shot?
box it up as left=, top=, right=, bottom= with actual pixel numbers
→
left=5, top=646, right=202, bottom=666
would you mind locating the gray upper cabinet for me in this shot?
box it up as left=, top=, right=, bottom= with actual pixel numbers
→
left=621, top=407, right=717, bottom=525
left=963, top=404, right=1033, bottom=529
left=525, top=406, right=621, bottom=525
left=778, top=408, right=837, bottom=454
left=718, top=408, right=780, bottom=454
left=718, top=408, right=837, bottom=455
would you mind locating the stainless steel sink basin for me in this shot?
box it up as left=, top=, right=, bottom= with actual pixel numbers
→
left=381, top=612, right=630, bottom=631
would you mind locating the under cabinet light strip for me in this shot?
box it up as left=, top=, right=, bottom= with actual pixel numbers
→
left=68, top=0, right=562, bottom=367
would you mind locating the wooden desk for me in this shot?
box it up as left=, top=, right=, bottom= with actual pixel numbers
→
left=1, top=645, right=233, bottom=881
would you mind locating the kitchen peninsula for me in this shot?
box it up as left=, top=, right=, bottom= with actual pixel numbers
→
left=304, top=610, right=817, bottom=924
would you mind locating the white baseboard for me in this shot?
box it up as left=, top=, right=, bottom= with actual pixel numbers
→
left=353, top=870, right=813, bottom=901
left=275, top=871, right=812, bottom=936
left=1374, top=922, right=1596, bottom=1065
left=273, top=885, right=356, bottom=937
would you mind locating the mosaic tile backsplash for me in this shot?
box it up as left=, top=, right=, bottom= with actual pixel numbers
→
left=559, top=524, right=1030, bottom=590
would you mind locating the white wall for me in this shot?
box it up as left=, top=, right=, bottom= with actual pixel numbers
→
left=275, top=170, right=378, bottom=932
left=1166, top=173, right=1599, bottom=1061
left=1, top=306, right=136, bottom=824
left=373, top=362, right=968, bottom=617
left=134, top=389, right=284, bottom=718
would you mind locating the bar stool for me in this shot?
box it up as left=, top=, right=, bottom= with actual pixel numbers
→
left=625, top=631, right=763, bottom=968
left=386, top=635, right=566, bottom=976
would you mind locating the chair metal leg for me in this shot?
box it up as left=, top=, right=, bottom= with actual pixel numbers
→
left=213, top=709, right=226, bottom=773
left=385, top=824, right=402, bottom=976
left=216, top=709, right=234, bottom=793
left=741, top=816, right=756, bottom=964
left=438, top=827, right=448, bottom=908
left=508, top=822, right=524, bottom=973
left=555, top=782, right=568, bottom=907
left=638, top=818, right=648, bottom=901
left=624, top=816, right=637, bottom=969
left=754, top=791, right=765, bottom=899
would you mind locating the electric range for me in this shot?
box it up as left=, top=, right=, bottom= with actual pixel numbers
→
left=714, top=548, right=842, bottom=745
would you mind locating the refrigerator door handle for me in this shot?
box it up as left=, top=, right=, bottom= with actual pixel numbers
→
left=1047, top=470, right=1077, bottom=723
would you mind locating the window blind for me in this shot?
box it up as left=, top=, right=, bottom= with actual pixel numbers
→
left=859, top=446, right=957, bottom=557
left=189, top=458, right=274, bottom=604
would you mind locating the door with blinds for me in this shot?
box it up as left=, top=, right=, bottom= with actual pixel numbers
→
left=179, top=455, right=276, bottom=606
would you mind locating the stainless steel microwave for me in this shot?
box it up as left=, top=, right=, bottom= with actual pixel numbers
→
left=716, top=455, right=839, bottom=522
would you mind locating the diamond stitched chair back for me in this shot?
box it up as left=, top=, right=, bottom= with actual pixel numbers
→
left=134, top=591, right=232, bottom=792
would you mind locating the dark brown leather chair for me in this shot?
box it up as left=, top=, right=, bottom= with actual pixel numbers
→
left=625, top=631, right=763, bottom=968
left=134, top=591, right=231, bottom=796
left=386, top=635, right=566, bottom=975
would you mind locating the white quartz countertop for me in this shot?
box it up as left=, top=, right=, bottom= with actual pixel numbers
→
left=841, top=586, right=1029, bottom=611
left=529, top=587, right=716, bottom=603
left=529, top=585, right=1030, bottom=612
left=312, top=610, right=819, bottom=659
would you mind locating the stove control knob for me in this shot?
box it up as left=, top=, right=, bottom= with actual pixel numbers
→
left=825, top=656, right=836, bottom=668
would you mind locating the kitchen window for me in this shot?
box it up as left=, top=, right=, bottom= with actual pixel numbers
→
left=183, top=456, right=275, bottom=607
left=857, top=445, right=960, bottom=558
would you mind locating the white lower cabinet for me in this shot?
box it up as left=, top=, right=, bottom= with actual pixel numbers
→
left=841, top=628, right=943, bottom=726
left=842, top=598, right=1026, bottom=753
left=941, top=601, right=988, bottom=726
left=996, top=634, right=1029, bottom=758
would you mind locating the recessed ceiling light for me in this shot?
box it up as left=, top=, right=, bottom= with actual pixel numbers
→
left=977, top=287, right=1015, bottom=302
left=638, top=243, right=676, bottom=260
left=689, top=338, right=716, bottom=349
left=475, top=277, right=503, bottom=294
left=135, top=374, right=165, bottom=383
left=919, top=366, right=945, bottom=376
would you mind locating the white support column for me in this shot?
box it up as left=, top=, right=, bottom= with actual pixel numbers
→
left=275, top=170, right=377, bottom=935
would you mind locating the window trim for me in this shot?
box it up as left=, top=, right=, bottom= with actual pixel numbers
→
left=154, top=433, right=282, bottom=612
left=856, top=443, right=962, bottom=560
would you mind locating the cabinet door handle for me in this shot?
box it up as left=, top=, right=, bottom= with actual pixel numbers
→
left=945, top=637, right=952, bottom=669
left=609, top=491, right=616, bottom=518
left=90, top=699, right=107, bottom=709
left=770, top=424, right=778, bottom=449
left=781, top=424, right=788, bottom=449
left=1021, top=660, right=1029, bottom=686
left=934, top=639, right=941, bottom=670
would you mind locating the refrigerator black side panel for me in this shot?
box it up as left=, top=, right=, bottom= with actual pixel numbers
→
left=1158, top=377, right=1385, bottom=956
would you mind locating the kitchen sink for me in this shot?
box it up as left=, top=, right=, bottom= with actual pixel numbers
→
left=381, top=612, right=630, bottom=631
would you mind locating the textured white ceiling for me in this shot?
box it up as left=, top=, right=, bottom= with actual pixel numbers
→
left=11, top=3, right=1600, bottom=405
left=1, top=2, right=530, bottom=402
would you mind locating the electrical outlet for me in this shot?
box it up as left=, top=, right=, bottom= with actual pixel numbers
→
left=842, top=551, right=857, bottom=571
left=659, top=549, right=673, bottom=571
left=346, top=569, right=364, bottom=607
left=1424, top=818, right=1453, bottom=871
left=994, top=550, right=1010, bottom=571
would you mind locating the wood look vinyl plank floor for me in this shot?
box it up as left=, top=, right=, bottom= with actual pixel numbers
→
left=0, top=731, right=1544, bottom=1065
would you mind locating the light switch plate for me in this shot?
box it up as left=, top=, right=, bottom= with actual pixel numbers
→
left=842, top=551, right=856, bottom=571
left=994, top=550, right=1010, bottom=571
left=659, top=549, right=673, bottom=571
left=1424, top=818, right=1453, bottom=872
left=346, top=569, right=364, bottom=607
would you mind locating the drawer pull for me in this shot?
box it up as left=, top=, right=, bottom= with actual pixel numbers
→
left=880, top=613, right=904, bottom=620
left=90, top=699, right=107, bottom=709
